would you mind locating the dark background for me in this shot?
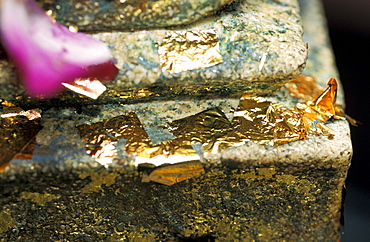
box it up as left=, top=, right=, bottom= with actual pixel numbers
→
left=322, top=0, right=370, bottom=240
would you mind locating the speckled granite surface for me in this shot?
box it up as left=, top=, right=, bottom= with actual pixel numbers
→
left=0, top=0, right=307, bottom=106
left=0, top=0, right=351, bottom=240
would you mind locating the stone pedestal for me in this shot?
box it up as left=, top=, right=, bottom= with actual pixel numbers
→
left=0, top=0, right=351, bottom=240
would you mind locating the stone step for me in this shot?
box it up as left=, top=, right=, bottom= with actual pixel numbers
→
left=0, top=0, right=307, bottom=107
left=0, top=0, right=351, bottom=240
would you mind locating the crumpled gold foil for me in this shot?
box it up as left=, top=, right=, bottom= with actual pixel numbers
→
left=77, top=113, right=202, bottom=167
left=169, top=107, right=237, bottom=153
left=77, top=113, right=152, bottom=167
left=287, top=76, right=359, bottom=126
left=0, top=101, right=42, bottom=171
left=293, top=78, right=345, bottom=138
left=285, top=75, right=324, bottom=101
left=233, top=96, right=306, bottom=146
left=159, top=29, right=223, bottom=74
left=142, top=160, right=205, bottom=185
left=295, top=78, right=341, bottom=122
left=77, top=77, right=354, bottom=171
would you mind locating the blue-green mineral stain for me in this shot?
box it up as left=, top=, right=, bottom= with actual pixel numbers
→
left=137, top=54, right=158, bottom=70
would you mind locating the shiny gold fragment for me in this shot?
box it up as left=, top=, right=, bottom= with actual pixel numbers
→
left=0, top=102, right=42, bottom=171
left=142, top=160, right=205, bottom=185
left=159, top=29, right=222, bottom=74
left=77, top=112, right=198, bottom=164
left=299, top=78, right=339, bottom=122
left=291, top=78, right=358, bottom=138
left=1, top=100, right=41, bottom=120
left=335, top=109, right=360, bottom=126
left=169, top=107, right=236, bottom=153
left=294, top=78, right=343, bottom=137
left=287, top=76, right=358, bottom=126
left=232, top=96, right=306, bottom=146
left=285, top=75, right=324, bottom=101
left=78, top=78, right=351, bottom=164
left=77, top=113, right=151, bottom=166
left=62, top=78, right=107, bottom=99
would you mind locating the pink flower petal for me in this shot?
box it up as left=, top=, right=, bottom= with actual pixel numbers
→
left=0, top=0, right=117, bottom=97
left=81, top=61, right=119, bottom=82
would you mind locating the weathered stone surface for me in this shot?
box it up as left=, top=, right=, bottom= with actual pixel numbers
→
left=0, top=0, right=307, bottom=107
left=0, top=164, right=348, bottom=240
left=0, top=0, right=350, bottom=240
left=98, top=0, right=307, bottom=95
left=36, top=0, right=235, bottom=31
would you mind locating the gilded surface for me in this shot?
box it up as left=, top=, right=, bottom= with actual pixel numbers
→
left=36, top=0, right=235, bottom=31
left=0, top=167, right=344, bottom=240
left=77, top=113, right=152, bottom=166
left=0, top=102, right=42, bottom=170
left=233, top=96, right=305, bottom=146
left=159, top=29, right=223, bottom=74
left=0, top=0, right=350, bottom=240
left=0, top=76, right=352, bottom=172
left=74, top=77, right=350, bottom=166
left=142, top=160, right=205, bottom=185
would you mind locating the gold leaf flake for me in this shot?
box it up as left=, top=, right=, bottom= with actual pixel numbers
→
left=0, top=102, right=42, bottom=171
left=159, top=29, right=222, bottom=74
left=142, top=160, right=205, bottom=185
